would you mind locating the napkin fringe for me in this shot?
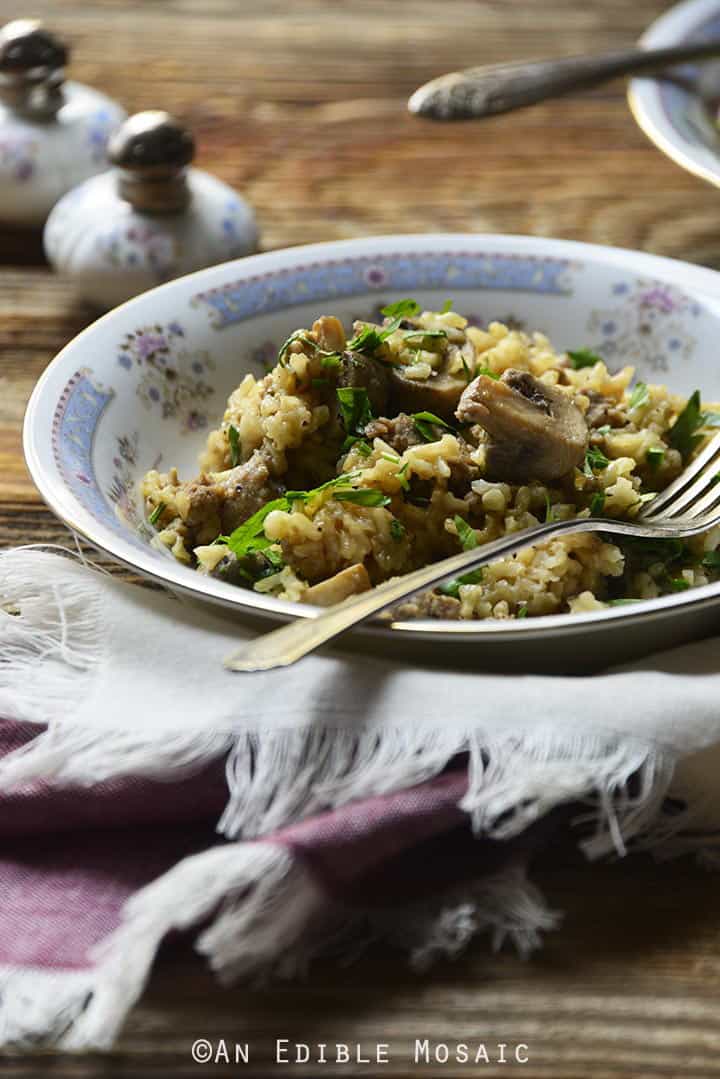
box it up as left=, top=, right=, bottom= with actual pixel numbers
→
left=0, top=546, right=102, bottom=727
left=53, top=845, right=558, bottom=1050
left=0, top=966, right=96, bottom=1048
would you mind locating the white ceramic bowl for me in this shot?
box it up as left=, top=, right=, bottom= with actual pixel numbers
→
left=23, top=234, right=720, bottom=672
left=629, top=0, right=720, bottom=188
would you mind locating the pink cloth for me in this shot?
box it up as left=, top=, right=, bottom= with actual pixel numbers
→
left=0, top=720, right=554, bottom=980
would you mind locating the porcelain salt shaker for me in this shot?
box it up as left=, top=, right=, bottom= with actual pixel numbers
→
left=44, top=110, right=259, bottom=309
left=0, top=19, right=126, bottom=226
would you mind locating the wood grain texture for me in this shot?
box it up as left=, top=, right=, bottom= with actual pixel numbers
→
left=2, top=0, right=720, bottom=1075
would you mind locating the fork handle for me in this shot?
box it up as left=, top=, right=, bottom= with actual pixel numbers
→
left=408, top=42, right=720, bottom=121
left=225, top=516, right=659, bottom=672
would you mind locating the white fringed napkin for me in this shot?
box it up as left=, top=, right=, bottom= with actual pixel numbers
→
left=1, top=545, right=720, bottom=1048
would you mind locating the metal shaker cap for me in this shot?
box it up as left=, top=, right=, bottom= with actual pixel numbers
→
left=108, top=111, right=195, bottom=213
left=0, top=20, right=68, bottom=117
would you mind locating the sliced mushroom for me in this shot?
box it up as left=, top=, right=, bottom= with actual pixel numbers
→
left=388, top=366, right=468, bottom=423
left=302, top=563, right=371, bottom=607
left=338, top=349, right=389, bottom=416
left=456, top=369, right=588, bottom=482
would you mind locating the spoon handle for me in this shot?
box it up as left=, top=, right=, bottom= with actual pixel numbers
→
left=409, top=41, right=720, bottom=121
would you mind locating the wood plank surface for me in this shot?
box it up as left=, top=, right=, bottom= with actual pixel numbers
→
left=1, top=0, right=720, bottom=1075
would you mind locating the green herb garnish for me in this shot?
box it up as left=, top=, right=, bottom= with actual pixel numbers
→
left=219, top=473, right=364, bottom=559
left=227, top=424, right=240, bottom=467
left=440, top=299, right=454, bottom=314
left=390, top=518, right=406, bottom=542
left=403, top=329, right=447, bottom=343
left=517, top=604, right=529, bottom=618
left=545, top=493, right=555, bottom=522
left=584, top=446, right=610, bottom=475
left=668, top=577, right=691, bottom=591
left=347, top=299, right=421, bottom=355
left=412, top=410, right=455, bottom=442
left=396, top=461, right=410, bottom=491
left=475, top=366, right=499, bottom=380
left=629, top=381, right=650, bottom=412
left=668, top=390, right=704, bottom=459
left=311, top=377, right=329, bottom=389
left=646, top=446, right=665, bottom=469
left=453, top=515, right=478, bottom=551
left=277, top=329, right=342, bottom=369
left=148, top=502, right=165, bottom=526
left=333, top=488, right=390, bottom=507
left=567, top=348, right=603, bottom=370
left=381, top=298, right=421, bottom=321
left=337, top=386, right=374, bottom=437
left=439, top=568, right=484, bottom=598
left=341, top=437, right=372, bottom=457
left=589, top=491, right=606, bottom=516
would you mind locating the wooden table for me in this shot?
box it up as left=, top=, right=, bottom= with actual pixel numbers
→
left=2, top=1, right=720, bottom=1075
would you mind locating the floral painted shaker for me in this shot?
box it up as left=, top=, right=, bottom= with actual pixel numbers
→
left=0, top=19, right=126, bottom=226
left=44, top=110, right=259, bottom=309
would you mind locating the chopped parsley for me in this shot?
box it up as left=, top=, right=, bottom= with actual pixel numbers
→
left=333, top=488, right=390, bottom=507
left=453, top=515, right=478, bottom=551
left=412, top=410, right=456, bottom=442
left=517, top=604, right=529, bottom=618
left=148, top=502, right=165, bottom=526
left=381, top=298, right=421, bottom=321
left=584, top=446, right=610, bottom=475
left=567, top=347, right=603, bottom=370
left=347, top=299, right=422, bottom=354
left=668, top=390, right=704, bottom=459
left=403, top=329, right=447, bottom=344
left=227, top=424, right=240, bottom=467
left=342, top=437, right=372, bottom=457
left=629, top=381, right=650, bottom=412
left=390, top=518, right=406, bottom=542
left=337, top=386, right=374, bottom=437
left=439, top=568, right=484, bottom=598
left=277, top=329, right=342, bottom=368
left=218, top=473, right=363, bottom=559
left=460, top=353, right=475, bottom=383
left=589, top=491, right=606, bottom=516
left=646, top=446, right=665, bottom=469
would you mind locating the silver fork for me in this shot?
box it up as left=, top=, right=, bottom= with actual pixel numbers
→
left=225, top=433, right=720, bottom=672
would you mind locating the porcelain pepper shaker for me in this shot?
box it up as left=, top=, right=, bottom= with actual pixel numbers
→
left=0, top=19, right=126, bottom=226
left=44, top=110, right=259, bottom=309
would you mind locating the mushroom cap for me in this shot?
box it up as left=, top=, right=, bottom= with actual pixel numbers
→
left=456, top=368, right=588, bottom=482
left=0, top=20, right=68, bottom=76
left=108, top=111, right=195, bottom=173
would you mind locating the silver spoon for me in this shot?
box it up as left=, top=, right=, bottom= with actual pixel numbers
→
left=408, top=41, right=720, bottom=121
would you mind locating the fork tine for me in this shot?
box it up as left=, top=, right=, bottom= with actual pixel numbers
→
left=674, top=479, right=720, bottom=521
left=640, top=432, right=720, bottom=518
left=644, top=441, right=720, bottom=519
